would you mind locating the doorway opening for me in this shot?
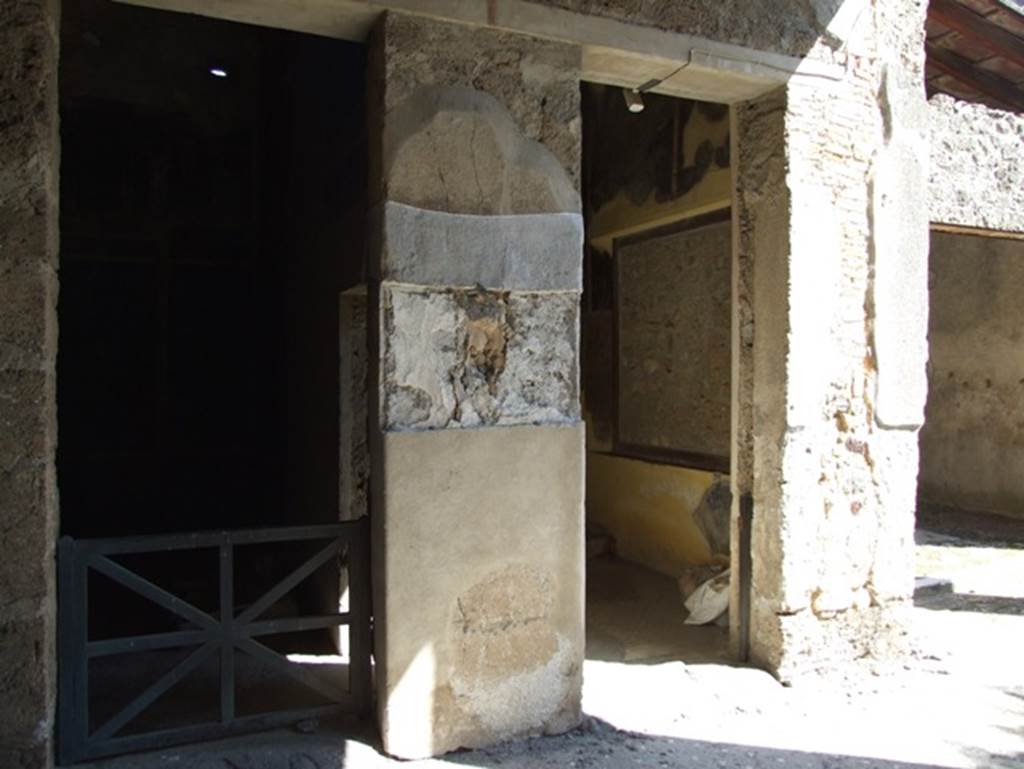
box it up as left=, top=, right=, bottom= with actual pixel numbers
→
left=57, top=0, right=368, bottom=757
left=918, top=230, right=1024, bottom=529
left=581, top=83, right=734, bottom=665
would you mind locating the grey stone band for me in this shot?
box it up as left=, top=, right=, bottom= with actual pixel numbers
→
left=381, top=201, right=584, bottom=292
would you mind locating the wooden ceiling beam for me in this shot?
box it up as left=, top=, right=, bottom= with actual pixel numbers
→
left=927, top=41, right=1024, bottom=111
left=929, top=0, right=1024, bottom=69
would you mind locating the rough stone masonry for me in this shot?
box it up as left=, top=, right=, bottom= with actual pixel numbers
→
left=730, top=0, right=929, bottom=679
left=929, top=94, right=1024, bottom=234
left=0, top=1, right=61, bottom=768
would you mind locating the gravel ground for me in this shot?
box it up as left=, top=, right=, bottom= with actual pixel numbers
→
left=80, top=519, right=1024, bottom=769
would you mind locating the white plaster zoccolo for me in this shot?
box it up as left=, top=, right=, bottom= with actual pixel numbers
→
left=381, top=202, right=584, bottom=291
left=376, top=423, right=585, bottom=759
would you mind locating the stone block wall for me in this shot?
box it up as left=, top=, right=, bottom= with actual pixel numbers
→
left=0, top=1, right=60, bottom=767
left=929, top=95, right=1024, bottom=235
left=731, top=0, right=930, bottom=681
left=367, top=12, right=585, bottom=758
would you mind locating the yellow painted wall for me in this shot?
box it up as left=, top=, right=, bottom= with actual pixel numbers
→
left=583, top=96, right=732, bottom=580
left=588, top=171, right=730, bottom=254
left=588, top=104, right=731, bottom=254
left=587, top=452, right=722, bottom=577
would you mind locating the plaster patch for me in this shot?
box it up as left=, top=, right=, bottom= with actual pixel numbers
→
left=384, top=85, right=580, bottom=216
left=452, top=634, right=574, bottom=734
left=381, top=283, right=580, bottom=431
left=872, top=73, right=929, bottom=430
left=455, top=564, right=555, bottom=636
left=787, top=182, right=841, bottom=429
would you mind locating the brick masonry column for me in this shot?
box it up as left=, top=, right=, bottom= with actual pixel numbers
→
left=366, top=12, right=584, bottom=758
left=730, top=2, right=930, bottom=681
left=0, top=1, right=61, bottom=767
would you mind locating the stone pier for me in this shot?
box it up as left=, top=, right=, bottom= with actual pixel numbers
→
left=730, top=2, right=930, bottom=680
left=366, top=13, right=585, bottom=759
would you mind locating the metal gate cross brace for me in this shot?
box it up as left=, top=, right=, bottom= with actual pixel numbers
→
left=57, top=520, right=371, bottom=765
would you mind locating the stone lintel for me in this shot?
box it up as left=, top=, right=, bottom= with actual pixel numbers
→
left=115, top=0, right=842, bottom=104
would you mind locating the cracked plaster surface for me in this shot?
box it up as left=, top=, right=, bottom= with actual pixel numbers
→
left=380, top=284, right=579, bottom=432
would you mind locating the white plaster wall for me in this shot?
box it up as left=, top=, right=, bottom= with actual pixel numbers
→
left=377, top=424, right=584, bottom=758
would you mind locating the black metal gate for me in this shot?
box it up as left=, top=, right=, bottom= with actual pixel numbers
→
left=57, top=520, right=371, bottom=765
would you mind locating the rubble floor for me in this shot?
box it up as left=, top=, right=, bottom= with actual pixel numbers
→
left=585, top=555, right=731, bottom=665
left=76, top=511, right=1024, bottom=769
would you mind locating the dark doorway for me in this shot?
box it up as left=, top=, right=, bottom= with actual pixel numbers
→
left=58, top=0, right=366, bottom=540
left=580, top=82, right=735, bottom=665
left=56, top=1, right=369, bottom=759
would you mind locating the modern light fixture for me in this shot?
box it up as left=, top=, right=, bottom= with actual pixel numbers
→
left=622, top=59, right=693, bottom=114
left=623, top=87, right=644, bottom=113
left=209, top=67, right=228, bottom=78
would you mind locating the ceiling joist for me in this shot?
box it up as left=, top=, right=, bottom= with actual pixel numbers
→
left=929, top=0, right=1024, bottom=70
left=926, top=40, right=1024, bottom=111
